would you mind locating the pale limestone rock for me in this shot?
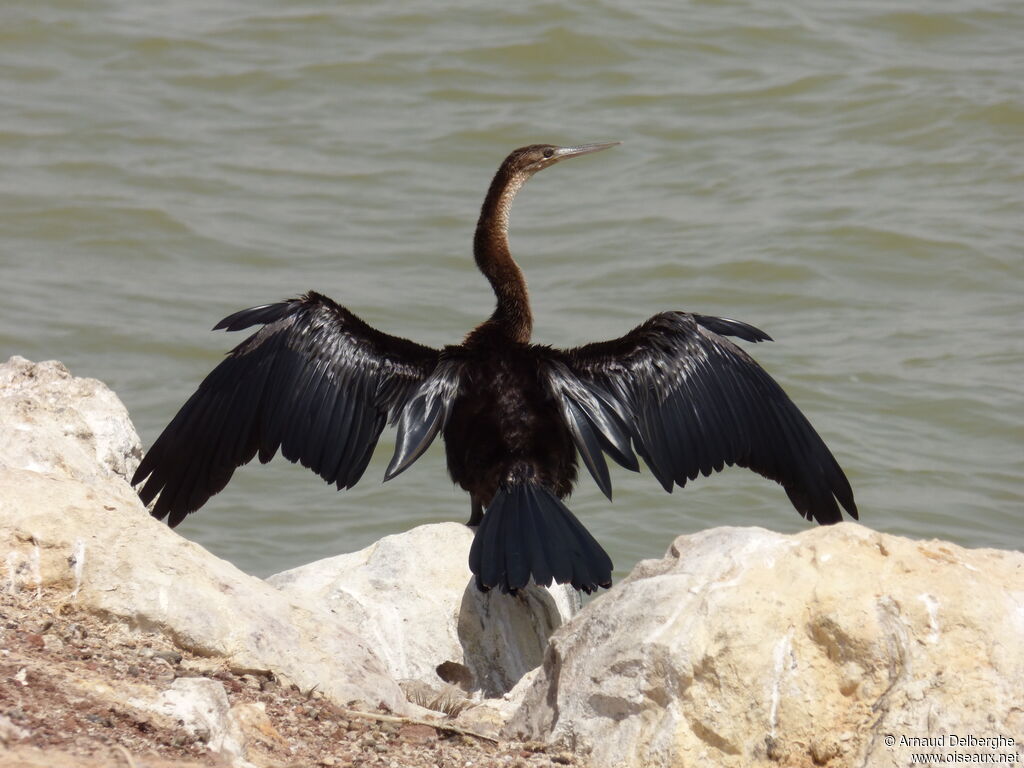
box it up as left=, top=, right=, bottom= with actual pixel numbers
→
left=229, top=700, right=286, bottom=751
left=136, top=678, right=282, bottom=767
left=0, top=714, right=29, bottom=746
left=0, top=356, right=142, bottom=483
left=0, top=356, right=409, bottom=715
left=149, top=678, right=251, bottom=767
left=269, top=523, right=580, bottom=698
left=449, top=665, right=543, bottom=740
left=506, top=524, right=1024, bottom=768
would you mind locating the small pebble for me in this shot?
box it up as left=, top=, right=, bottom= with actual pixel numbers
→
left=85, top=713, right=113, bottom=727
left=63, top=624, right=87, bottom=641
left=398, top=723, right=438, bottom=744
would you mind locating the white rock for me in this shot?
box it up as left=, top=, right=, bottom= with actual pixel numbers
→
left=132, top=678, right=281, bottom=767
left=506, top=524, right=1024, bottom=768
left=0, top=356, right=141, bottom=483
left=269, top=523, right=580, bottom=698
left=0, top=356, right=409, bottom=715
left=149, top=678, right=249, bottom=766
left=0, top=714, right=29, bottom=745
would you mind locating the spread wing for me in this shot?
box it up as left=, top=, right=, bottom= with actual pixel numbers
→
left=549, top=311, right=857, bottom=524
left=132, top=291, right=440, bottom=526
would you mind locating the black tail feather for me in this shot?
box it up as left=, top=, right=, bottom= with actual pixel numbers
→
left=468, top=481, right=613, bottom=594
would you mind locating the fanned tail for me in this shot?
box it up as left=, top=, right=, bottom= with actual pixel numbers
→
left=468, top=480, right=613, bottom=595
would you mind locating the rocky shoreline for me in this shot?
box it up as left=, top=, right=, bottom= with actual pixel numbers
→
left=0, top=584, right=577, bottom=768
left=1, top=355, right=1022, bottom=768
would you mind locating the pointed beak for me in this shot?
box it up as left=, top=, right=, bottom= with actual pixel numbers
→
left=552, top=142, right=621, bottom=161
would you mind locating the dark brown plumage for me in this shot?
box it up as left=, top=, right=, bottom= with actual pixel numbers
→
left=133, top=143, right=857, bottom=594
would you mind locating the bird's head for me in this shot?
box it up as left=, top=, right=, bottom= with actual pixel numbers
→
left=501, top=142, right=620, bottom=181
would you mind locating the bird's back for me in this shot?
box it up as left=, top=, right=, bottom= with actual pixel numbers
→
left=442, top=340, right=577, bottom=506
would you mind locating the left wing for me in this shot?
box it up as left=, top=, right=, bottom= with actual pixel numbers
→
left=545, top=311, right=857, bottom=524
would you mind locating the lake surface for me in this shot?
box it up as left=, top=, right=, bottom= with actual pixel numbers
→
left=2, top=0, right=1021, bottom=579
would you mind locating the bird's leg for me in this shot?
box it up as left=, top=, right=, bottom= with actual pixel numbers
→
left=466, top=498, right=483, bottom=527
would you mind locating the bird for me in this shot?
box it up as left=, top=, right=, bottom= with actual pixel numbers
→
left=132, top=142, right=857, bottom=594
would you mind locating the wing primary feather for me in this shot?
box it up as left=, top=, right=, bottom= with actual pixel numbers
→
left=213, top=302, right=295, bottom=332
left=342, top=411, right=386, bottom=489
left=701, top=351, right=750, bottom=462
left=332, top=379, right=373, bottom=486
left=542, top=361, right=638, bottom=477
left=562, top=397, right=613, bottom=500
left=635, top=401, right=676, bottom=491
left=321, top=391, right=357, bottom=486
left=686, top=358, right=730, bottom=475
left=300, top=366, right=338, bottom=476
left=279, top=358, right=323, bottom=464
left=693, top=314, right=773, bottom=343
left=637, top=438, right=674, bottom=492
left=217, top=358, right=270, bottom=472
left=670, top=391, right=703, bottom=483
left=384, top=361, right=460, bottom=482
left=257, top=334, right=297, bottom=462
left=384, top=395, right=445, bottom=481
left=647, top=386, right=692, bottom=486
left=327, top=391, right=364, bottom=487
left=576, top=382, right=638, bottom=470
left=145, top=386, right=228, bottom=518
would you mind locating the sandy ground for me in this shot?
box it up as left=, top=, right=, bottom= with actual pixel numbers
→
left=0, top=589, right=581, bottom=768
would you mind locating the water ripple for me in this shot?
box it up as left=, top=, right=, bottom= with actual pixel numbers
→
left=1, top=0, right=1021, bottom=574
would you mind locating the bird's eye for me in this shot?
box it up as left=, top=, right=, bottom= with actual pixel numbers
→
left=542, top=148, right=554, bottom=159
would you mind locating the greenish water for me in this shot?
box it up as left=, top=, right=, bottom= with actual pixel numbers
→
left=2, top=0, right=1021, bottom=578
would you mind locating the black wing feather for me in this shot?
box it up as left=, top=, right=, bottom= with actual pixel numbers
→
left=691, top=314, right=773, bottom=343
left=382, top=359, right=462, bottom=482
left=133, top=291, right=440, bottom=525
left=557, top=311, right=857, bottom=525
left=542, top=359, right=639, bottom=499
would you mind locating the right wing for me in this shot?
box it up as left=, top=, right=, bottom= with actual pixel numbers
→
left=132, top=291, right=440, bottom=526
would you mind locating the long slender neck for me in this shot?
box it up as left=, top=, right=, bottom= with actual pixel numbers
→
left=471, top=167, right=532, bottom=344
